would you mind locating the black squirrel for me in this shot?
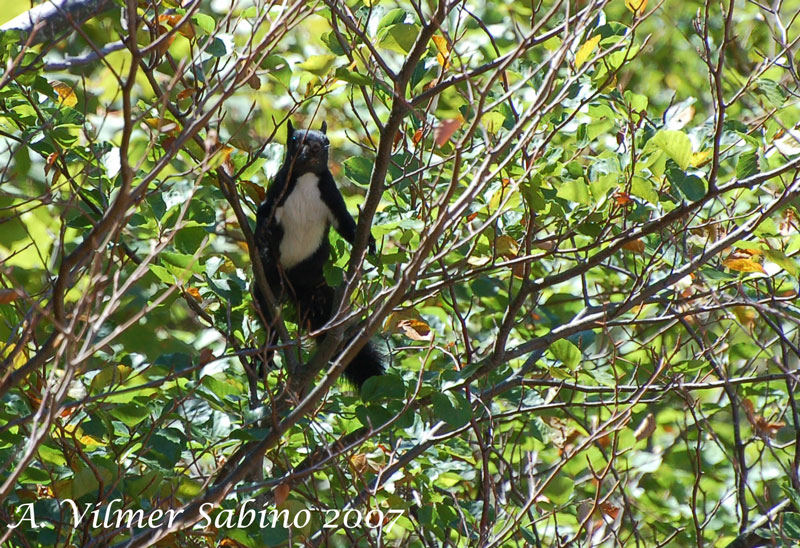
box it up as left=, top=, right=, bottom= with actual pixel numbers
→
left=253, top=120, right=384, bottom=389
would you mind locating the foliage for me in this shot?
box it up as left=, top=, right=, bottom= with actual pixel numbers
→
left=1, top=0, right=800, bottom=546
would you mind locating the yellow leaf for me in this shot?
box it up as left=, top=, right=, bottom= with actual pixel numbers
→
left=144, top=117, right=178, bottom=134
left=216, top=145, right=233, bottom=163
left=350, top=453, right=367, bottom=474
left=432, top=35, right=450, bottom=69
left=51, top=81, right=77, bottom=107
left=575, top=35, right=601, bottom=69
left=185, top=287, right=202, bottom=301
left=481, top=111, right=505, bottom=134
left=159, top=14, right=194, bottom=38
left=691, top=149, right=712, bottom=167
left=218, top=256, right=237, bottom=273
left=624, top=0, right=648, bottom=15
left=732, top=305, right=757, bottom=329
left=496, top=235, right=519, bottom=259
left=397, top=319, right=433, bottom=341
left=723, top=258, right=766, bottom=274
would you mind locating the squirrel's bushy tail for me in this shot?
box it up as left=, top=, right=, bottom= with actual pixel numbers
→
left=340, top=340, right=385, bottom=390
left=296, top=282, right=385, bottom=391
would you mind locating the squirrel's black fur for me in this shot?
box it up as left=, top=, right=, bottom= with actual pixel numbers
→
left=253, top=121, right=384, bottom=389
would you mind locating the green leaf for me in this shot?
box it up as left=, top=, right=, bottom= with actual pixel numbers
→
left=321, top=31, right=345, bottom=56
left=783, top=486, right=800, bottom=512
left=565, top=161, right=583, bottom=178
left=587, top=117, right=614, bottom=141
left=624, top=90, right=648, bottom=112
left=590, top=173, right=618, bottom=200
left=343, top=156, right=373, bottom=185
left=481, top=111, right=505, bottom=134
left=110, top=403, right=151, bottom=427
left=784, top=512, right=800, bottom=540
left=544, top=473, right=574, bottom=504
left=379, top=23, right=419, bottom=54
left=631, top=176, right=659, bottom=204
left=262, top=55, right=291, bottom=88
left=240, top=157, right=266, bottom=180
left=239, top=5, right=258, bottom=17
left=296, top=54, right=337, bottom=75
left=522, top=177, right=546, bottom=211
left=334, top=67, right=372, bottom=86
left=755, top=78, right=785, bottom=107
left=666, top=163, right=706, bottom=201
left=202, top=375, right=241, bottom=398
left=431, top=392, right=472, bottom=429
left=549, top=339, right=581, bottom=370
left=764, top=249, right=799, bottom=276
left=71, top=466, right=111, bottom=499
left=736, top=150, right=759, bottom=179
left=356, top=403, right=397, bottom=428
left=648, top=130, right=692, bottom=170
left=229, top=428, right=270, bottom=441
left=361, top=374, right=405, bottom=401
left=192, top=14, right=215, bottom=34
left=556, top=179, right=591, bottom=205
left=205, top=37, right=228, bottom=57
left=149, top=264, right=176, bottom=284
left=377, top=8, right=407, bottom=29
left=323, top=263, right=344, bottom=286
left=161, top=251, right=203, bottom=272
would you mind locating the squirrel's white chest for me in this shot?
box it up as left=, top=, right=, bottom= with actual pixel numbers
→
left=274, top=173, right=331, bottom=269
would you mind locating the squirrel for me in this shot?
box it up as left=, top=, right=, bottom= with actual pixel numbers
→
left=252, top=120, right=384, bottom=390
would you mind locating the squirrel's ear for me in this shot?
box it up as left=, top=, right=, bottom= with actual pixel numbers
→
left=287, top=120, right=295, bottom=139
left=320, top=121, right=327, bottom=134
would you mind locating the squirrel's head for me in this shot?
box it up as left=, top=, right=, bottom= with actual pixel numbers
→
left=285, top=120, right=329, bottom=175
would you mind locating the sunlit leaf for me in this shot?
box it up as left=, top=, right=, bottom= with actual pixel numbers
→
left=736, top=150, right=759, bottom=179
left=398, top=319, right=433, bottom=341
left=549, top=339, right=581, bottom=370
left=481, top=111, right=505, bottom=134
left=496, top=235, right=519, bottom=258
left=723, top=257, right=766, bottom=274
left=379, top=23, right=419, bottom=54
left=432, top=35, right=450, bottom=69
left=557, top=179, right=591, bottom=204
left=624, top=0, right=648, bottom=15
left=192, top=13, right=215, bottom=34
left=297, top=54, right=337, bottom=75
left=575, top=35, right=601, bottom=68
left=649, top=130, right=693, bottom=170
left=50, top=81, right=77, bottom=107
